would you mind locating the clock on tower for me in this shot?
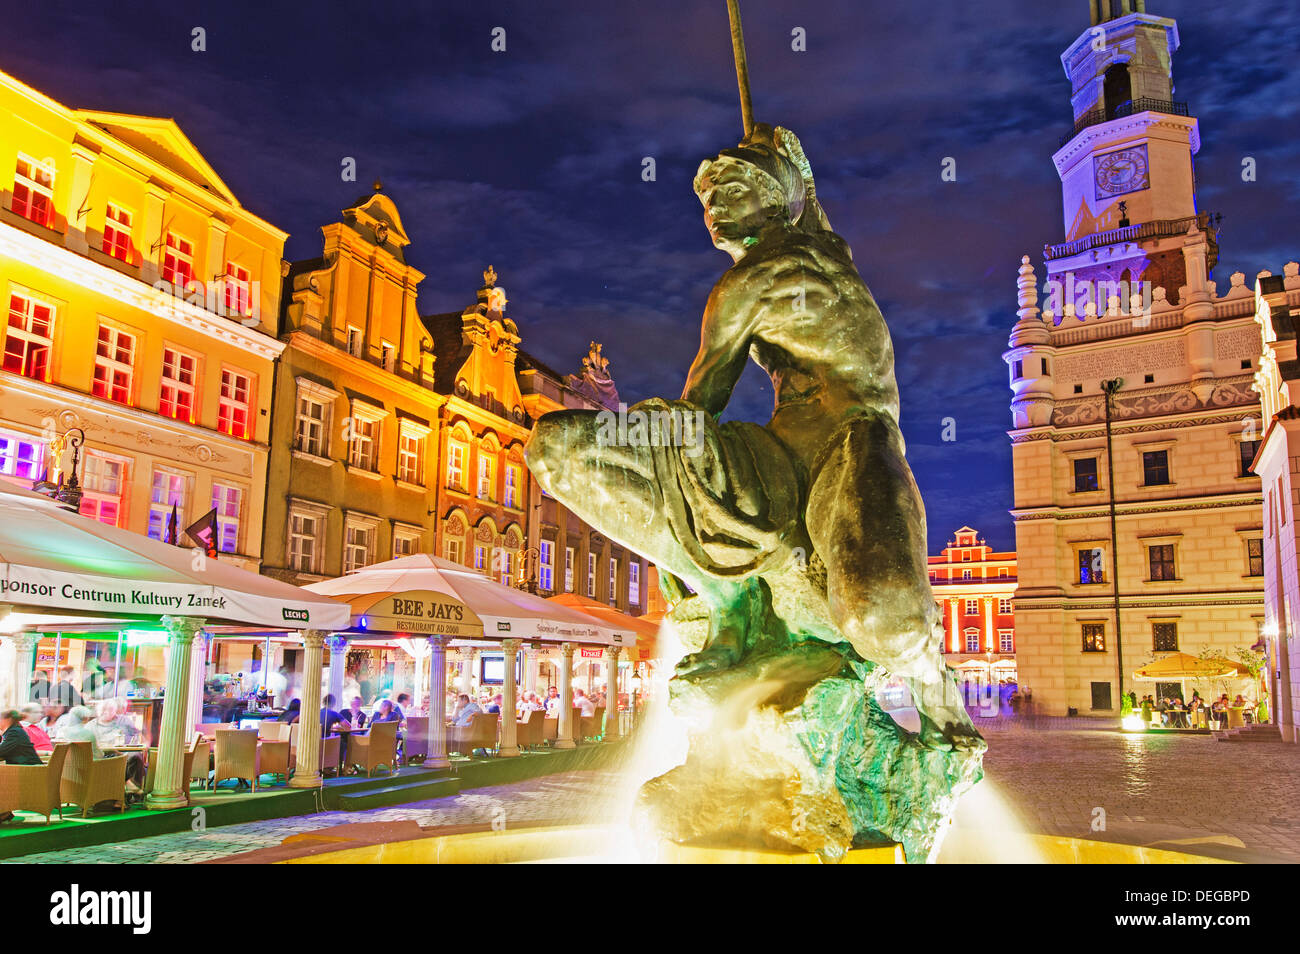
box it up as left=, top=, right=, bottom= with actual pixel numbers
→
left=1093, top=144, right=1150, bottom=200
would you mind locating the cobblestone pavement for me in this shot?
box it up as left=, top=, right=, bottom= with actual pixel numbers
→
left=7, top=722, right=1299, bottom=863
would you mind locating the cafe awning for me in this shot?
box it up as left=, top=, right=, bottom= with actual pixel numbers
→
left=302, top=554, right=632, bottom=649
left=1133, top=652, right=1247, bottom=680
left=546, top=593, right=660, bottom=662
left=0, top=484, right=350, bottom=631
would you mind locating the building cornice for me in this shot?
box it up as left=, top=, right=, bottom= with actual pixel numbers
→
left=0, top=220, right=285, bottom=360
left=1012, top=493, right=1262, bottom=522
left=284, top=331, right=444, bottom=411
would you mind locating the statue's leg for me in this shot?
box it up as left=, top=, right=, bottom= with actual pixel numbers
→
left=804, top=411, right=982, bottom=751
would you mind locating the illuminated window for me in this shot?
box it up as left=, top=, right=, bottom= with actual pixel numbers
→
left=346, top=325, right=363, bottom=358
left=629, top=561, right=640, bottom=606
left=295, top=392, right=329, bottom=457
left=964, top=629, right=980, bottom=654
left=1077, top=547, right=1105, bottom=584
left=608, top=557, right=618, bottom=605
left=102, top=204, right=133, bottom=261
left=344, top=518, right=376, bottom=573
left=161, top=233, right=194, bottom=290
left=447, top=440, right=466, bottom=489
left=587, top=553, right=596, bottom=598
left=964, top=598, right=978, bottom=615
left=4, top=291, right=54, bottom=380
left=1081, top=622, right=1106, bottom=653
left=397, top=423, right=426, bottom=485
left=1147, top=544, right=1176, bottom=581
left=1247, top=538, right=1264, bottom=577
left=93, top=325, right=135, bottom=405
left=147, top=470, right=187, bottom=542
left=474, top=545, right=487, bottom=574
left=393, top=528, right=420, bottom=559
left=79, top=452, right=124, bottom=527
left=0, top=431, right=45, bottom=482
left=444, top=537, right=464, bottom=565
left=504, top=463, right=520, bottom=508
left=347, top=415, right=379, bottom=471
left=224, top=263, right=251, bottom=317
left=1152, top=621, right=1179, bottom=652
left=288, top=506, right=322, bottom=573
left=564, top=546, right=574, bottom=592
left=477, top=453, right=495, bottom=500
left=499, top=549, right=514, bottom=587
left=211, top=483, right=242, bottom=553
left=998, top=630, right=1014, bottom=653
left=539, top=540, right=554, bottom=592
left=998, top=598, right=1013, bottom=615
left=1073, top=457, right=1099, bottom=492
left=159, top=348, right=197, bottom=423
left=1141, top=449, right=1170, bottom=486
left=380, top=340, right=395, bottom=372
left=12, top=155, right=54, bottom=227
left=961, top=569, right=972, bottom=580
left=218, top=369, right=252, bottom=439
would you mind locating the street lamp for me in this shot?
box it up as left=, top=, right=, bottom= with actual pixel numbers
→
left=515, top=546, right=540, bottom=594
left=32, top=427, right=85, bottom=513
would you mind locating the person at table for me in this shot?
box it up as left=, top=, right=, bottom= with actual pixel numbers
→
left=574, top=688, right=596, bottom=719
left=320, top=694, right=345, bottom=737
left=52, top=667, right=83, bottom=708
left=341, top=696, right=367, bottom=730
left=0, top=708, right=43, bottom=824
left=29, top=669, right=51, bottom=702
left=91, top=701, right=145, bottom=789
left=544, top=685, right=562, bottom=716
left=18, top=704, right=52, bottom=755
left=278, top=698, right=301, bottom=723
left=451, top=694, right=482, bottom=727
left=55, top=706, right=103, bottom=757
left=372, top=699, right=401, bottom=724
left=484, top=694, right=502, bottom=715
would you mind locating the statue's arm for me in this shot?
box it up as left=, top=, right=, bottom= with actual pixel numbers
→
left=680, top=275, right=754, bottom=416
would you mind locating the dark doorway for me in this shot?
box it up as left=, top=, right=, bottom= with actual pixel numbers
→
left=1104, top=63, right=1133, bottom=118
left=1090, top=681, right=1113, bottom=711
left=1156, top=681, right=1182, bottom=703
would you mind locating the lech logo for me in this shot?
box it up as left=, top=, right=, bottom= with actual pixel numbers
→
left=282, top=608, right=309, bottom=623
left=496, top=621, right=511, bottom=632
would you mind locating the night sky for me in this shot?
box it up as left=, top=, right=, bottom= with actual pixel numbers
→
left=6, top=0, right=1298, bottom=552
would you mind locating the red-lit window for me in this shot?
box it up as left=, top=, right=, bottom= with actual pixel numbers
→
left=92, top=326, right=135, bottom=404
left=224, top=263, right=251, bottom=317
left=4, top=292, right=54, bottom=380
left=218, top=369, right=251, bottom=439
left=12, top=156, right=54, bottom=227
left=102, top=204, right=133, bottom=261
left=159, top=348, right=197, bottom=422
left=161, top=233, right=195, bottom=290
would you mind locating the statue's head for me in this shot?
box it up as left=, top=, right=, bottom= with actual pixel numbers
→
left=694, top=123, right=829, bottom=257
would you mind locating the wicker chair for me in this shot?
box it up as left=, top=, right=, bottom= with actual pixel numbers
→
left=452, top=712, right=499, bottom=757
left=351, top=720, right=399, bottom=776
left=0, top=741, right=69, bottom=824
left=517, top=710, right=544, bottom=750
left=581, top=706, right=605, bottom=741
left=194, top=722, right=236, bottom=740
left=258, top=721, right=290, bottom=742
left=403, top=717, right=429, bottom=763
left=321, top=735, right=341, bottom=776
left=189, top=739, right=211, bottom=789
left=212, top=728, right=260, bottom=791
left=60, top=743, right=127, bottom=817
left=255, top=740, right=291, bottom=784
left=542, top=716, right=559, bottom=745
left=143, top=740, right=199, bottom=804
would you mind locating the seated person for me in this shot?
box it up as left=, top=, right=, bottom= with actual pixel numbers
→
left=53, top=706, right=103, bottom=757
left=19, top=704, right=52, bottom=754
left=90, top=700, right=142, bottom=750
left=485, top=694, right=503, bottom=715
left=574, top=688, right=596, bottom=718
left=341, top=696, right=367, bottom=730
left=452, top=694, right=482, bottom=727
left=0, top=708, right=42, bottom=823
left=278, top=698, right=302, bottom=723
left=320, top=694, right=345, bottom=736
left=392, top=693, right=411, bottom=723
left=371, top=699, right=401, bottom=723
left=544, top=686, right=561, bottom=716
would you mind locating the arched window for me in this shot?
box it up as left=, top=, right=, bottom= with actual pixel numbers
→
left=1103, top=63, right=1132, bottom=119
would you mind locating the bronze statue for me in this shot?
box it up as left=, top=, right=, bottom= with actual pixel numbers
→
left=524, top=5, right=983, bottom=862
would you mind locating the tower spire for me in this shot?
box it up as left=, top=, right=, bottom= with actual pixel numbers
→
left=1091, top=0, right=1146, bottom=26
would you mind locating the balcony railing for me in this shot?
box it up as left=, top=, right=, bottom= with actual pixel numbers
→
left=1059, top=97, right=1190, bottom=147
left=1044, top=211, right=1217, bottom=261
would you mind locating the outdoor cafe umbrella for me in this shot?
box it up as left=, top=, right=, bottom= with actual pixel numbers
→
left=545, top=592, right=660, bottom=661
left=0, top=483, right=350, bottom=631
left=1132, top=652, right=1248, bottom=681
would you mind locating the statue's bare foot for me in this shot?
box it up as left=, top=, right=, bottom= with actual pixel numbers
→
left=675, top=644, right=740, bottom=679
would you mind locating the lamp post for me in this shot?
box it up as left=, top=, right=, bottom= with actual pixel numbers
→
left=1102, top=378, right=1126, bottom=713
left=32, top=427, right=86, bottom=513
left=515, top=546, right=540, bottom=595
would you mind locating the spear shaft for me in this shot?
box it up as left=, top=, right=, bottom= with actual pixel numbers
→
left=726, top=0, right=755, bottom=138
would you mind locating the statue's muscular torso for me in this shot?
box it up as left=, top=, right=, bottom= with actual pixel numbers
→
left=681, top=225, right=900, bottom=466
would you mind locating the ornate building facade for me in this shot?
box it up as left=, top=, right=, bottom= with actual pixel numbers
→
left=0, top=68, right=285, bottom=571
left=928, top=527, right=1016, bottom=684
left=1251, top=267, right=1300, bottom=741
left=1004, top=2, right=1266, bottom=717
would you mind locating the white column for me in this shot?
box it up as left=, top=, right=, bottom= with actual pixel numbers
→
left=948, top=598, right=959, bottom=653
left=326, top=635, right=347, bottom=708
left=604, top=647, right=621, bottom=741
left=456, top=648, right=474, bottom=694
left=425, top=636, right=450, bottom=769
left=524, top=645, right=539, bottom=694
left=187, top=631, right=210, bottom=735
left=289, top=630, right=327, bottom=788
left=556, top=642, right=576, bottom=749
left=499, top=638, right=520, bottom=757
left=983, top=597, right=995, bottom=653
left=146, top=616, right=205, bottom=811
left=5, top=630, right=38, bottom=708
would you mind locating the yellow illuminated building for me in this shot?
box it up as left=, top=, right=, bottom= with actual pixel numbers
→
left=0, top=67, right=285, bottom=570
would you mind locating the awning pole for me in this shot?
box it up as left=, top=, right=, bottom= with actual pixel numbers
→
left=262, top=633, right=272, bottom=692
left=53, top=632, right=62, bottom=684
left=114, top=631, right=123, bottom=696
